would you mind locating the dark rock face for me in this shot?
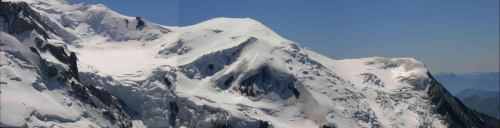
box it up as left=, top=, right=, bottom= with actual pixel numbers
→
left=34, top=38, right=47, bottom=51
left=86, top=85, right=132, bottom=128
left=179, top=37, right=256, bottom=79
left=2, top=2, right=132, bottom=127
left=46, top=65, right=59, bottom=78
left=427, top=72, right=499, bottom=128
left=103, top=111, right=116, bottom=121
left=136, top=16, right=145, bottom=29
left=69, top=81, right=132, bottom=128
left=321, top=125, right=336, bottom=128
left=259, top=120, right=272, bottom=128
left=0, top=2, right=57, bottom=39
left=224, top=76, right=234, bottom=87
left=289, top=85, right=300, bottom=99
left=29, top=47, right=39, bottom=55
left=169, top=102, right=179, bottom=113
left=216, top=123, right=231, bottom=128
left=169, top=102, right=179, bottom=126
left=239, top=67, right=300, bottom=99
left=69, top=52, right=79, bottom=81
left=359, top=73, right=385, bottom=87
left=240, top=75, right=257, bottom=97
left=69, top=81, right=94, bottom=106
left=170, top=113, right=177, bottom=127
left=46, top=43, right=70, bottom=63
left=208, top=64, right=214, bottom=70
left=164, top=76, right=172, bottom=87
left=212, top=29, right=223, bottom=33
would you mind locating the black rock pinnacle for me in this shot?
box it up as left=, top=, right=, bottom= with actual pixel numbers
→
left=69, top=52, right=79, bottom=81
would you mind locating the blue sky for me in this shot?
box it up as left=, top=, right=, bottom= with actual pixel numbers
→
left=66, top=0, right=499, bottom=74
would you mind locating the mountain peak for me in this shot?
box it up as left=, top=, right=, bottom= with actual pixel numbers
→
left=192, top=17, right=262, bottom=27
left=7, top=0, right=70, bottom=5
left=2, top=1, right=499, bottom=128
left=184, top=17, right=279, bottom=38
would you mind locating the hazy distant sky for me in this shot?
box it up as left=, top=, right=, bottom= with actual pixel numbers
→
left=66, top=0, right=499, bottom=74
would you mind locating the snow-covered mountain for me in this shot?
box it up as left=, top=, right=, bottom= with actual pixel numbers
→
left=1, top=0, right=498, bottom=127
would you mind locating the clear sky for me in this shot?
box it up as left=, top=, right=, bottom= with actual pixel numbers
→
left=66, top=0, right=499, bottom=74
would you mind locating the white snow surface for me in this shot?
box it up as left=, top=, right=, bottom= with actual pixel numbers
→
left=0, top=32, right=120, bottom=127
left=1, top=0, right=448, bottom=127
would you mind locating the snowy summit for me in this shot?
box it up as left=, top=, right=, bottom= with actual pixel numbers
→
left=1, top=0, right=498, bottom=127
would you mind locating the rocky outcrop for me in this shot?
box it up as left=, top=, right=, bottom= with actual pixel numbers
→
left=69, top=52, right=79, bottom=81
left=136, top=16, right=145, bottom=29
left=164, top=75, right=172, bottom=87
left=179, top=37, right=256, bottom=79
left=427, top=72, right=499, bottom=128
left=69, top=81, right=132, bottom=128
left=46, top=43, right=70, bottom=63
left=169, top=102, right=179, bottom=126
left=259, top=120, right=272, bottom=128
left=238, top=67, right=300, bottom=99
left=86, top=85, right=132, bottom=128
left=359, top=73, right=385, bottom=87
left=0, top=1, right=57, bottom=39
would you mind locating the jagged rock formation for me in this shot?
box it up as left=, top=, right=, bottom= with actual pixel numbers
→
left=1, top=1, right=132, bottom=127
left=69, top=52, right=79, bottom=81
left=136, top=16, right=146, bottom=29
left=0, top=1, right=57, bottom=39
left=427, top=72, right=499, bottom=128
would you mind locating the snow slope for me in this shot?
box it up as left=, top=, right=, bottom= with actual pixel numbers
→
left=1, top=0, right=498, bottom=127
left=0, top=31, right=129, bottom=127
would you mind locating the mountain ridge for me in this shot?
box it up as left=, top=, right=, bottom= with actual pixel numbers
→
left=1, top=1, right=499, bottom=127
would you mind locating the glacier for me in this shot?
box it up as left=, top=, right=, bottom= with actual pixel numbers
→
left=1, top=0, right=498, bottom=127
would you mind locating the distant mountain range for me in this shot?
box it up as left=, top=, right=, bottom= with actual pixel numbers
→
left=433, top=72, right=499, bottom=95
left=434, top=72, right=499, bottom=119
left=456, top=88, right=499, bottom=100
left=455, top=89, right=499, bottom=118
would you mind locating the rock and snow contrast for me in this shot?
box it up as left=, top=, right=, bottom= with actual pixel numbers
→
left=1, top=0, right=498, bottom=127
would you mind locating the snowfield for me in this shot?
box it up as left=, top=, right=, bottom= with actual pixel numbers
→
left=1, top=0, right=498, bottom=128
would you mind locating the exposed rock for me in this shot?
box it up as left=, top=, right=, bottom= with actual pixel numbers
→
left=86, top=85, right=132, bottom=128
left=208, top=64, right=214, bottom=70
left=136, top=16, right=145, bottom=29
left=212, top=29, right=223, bottom=33
left=179, top=37, right=256, bottom=79
left=321, top=125, right=336, bottom=128
left=69, top=81, right=94, bottom=107
left=359, top=73, right=385, bottom=87
left=29, top=47, right=39, bottom=55
left=238, top=67, right=300, bottom=99
left=427, top=72, right=499, bottom=128
left=34, top=37, right=47, bottom=51
left=216, top=123, right=231, bottom=128
left=46, top=43, right=70, bottom=63
left=169, top=102, right=179, bottom=126
left=224, top=76, right=234, bottom=87
left=0, top=2, right=57, bottom=39
left=239, top=74, right=257, bottom=97
left=288, top=85, right=300, bottom=99
left=164, top=76, right=172, bottom=87
left=169, top=102, right=179, bottom=114
left=69, top=52, right=79, bottom=81
left=259, top=120, right=272, bottom=128
left=46, top=65, right=58, bottom=78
